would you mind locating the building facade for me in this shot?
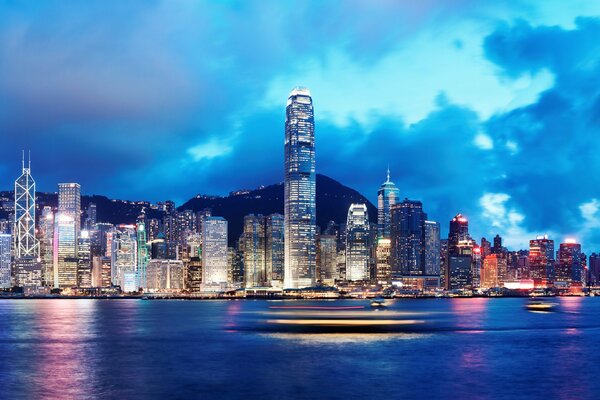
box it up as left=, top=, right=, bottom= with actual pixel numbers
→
left=345, top=204, right=370, bottom=281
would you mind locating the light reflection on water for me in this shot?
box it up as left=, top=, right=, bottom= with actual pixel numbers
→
left=1, top=297, right=600, bottom=399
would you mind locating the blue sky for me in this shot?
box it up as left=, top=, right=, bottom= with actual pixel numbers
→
left=1, top=0, right=600, bottom=251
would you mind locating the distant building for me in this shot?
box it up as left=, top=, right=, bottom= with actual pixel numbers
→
left=589, top=253, right=600, bottom=286
left=53, top=213, right=77, bottom=288
left=481, top=254, right=507, bottom=289
left=556, top=239, right=584, bottom=286
left=111, top=226, right=137, bottom=290
left=58, top=183, right=81, bottom=246
left=284, top=87, right=316, bottom=289
left=146, top=260, right=185, bottom=293
left=377, top=168, right=400, bottom=240
left=345, top=204, right=370, bottom=281
left=529, top=236, right=554, bottom=286
left=185, top=257, right=202, bottom=293
left=137, top=222, right=149, bottom=290
left=14, top=153, right=39, bottom=258
left=92, top=256, right=112, bottom=287
left=266, top=214, right=284, bottom=284
left=39, top=207, right=54, bottom=286
left=0, top=234, right=11, bottom=288
left=375, top=238, right=391, bottom=283
left=202, top=217, right=228, bottom=290
left=424, top=221, right=441, bottom=276
left=77, top=230, right=92, bottom=288
left=243, top=214, right=267, bottom=288
left=317, top=235, right=337, bottom=284
left=390, top=199, right=427, bottom=279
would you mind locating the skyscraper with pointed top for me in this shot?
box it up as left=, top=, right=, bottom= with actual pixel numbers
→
left=14, top=151, right=39, bottom=258
left=377, top=167, right=400, bottom=240
left=284, top=87, right=316, bottom=288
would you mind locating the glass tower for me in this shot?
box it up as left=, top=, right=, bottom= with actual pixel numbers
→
left=284, top=87, right=316, bottom=288
left=377, top=168, right=400, bottom=240
left=14, top=152, right=39, bottom=258
left=345, top=204, right=370, bottom=281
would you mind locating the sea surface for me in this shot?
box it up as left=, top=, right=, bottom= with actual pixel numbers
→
left=1, top=297, right=599, bottom=399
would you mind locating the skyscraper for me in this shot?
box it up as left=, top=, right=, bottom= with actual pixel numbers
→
left=39, top=206, right=54, bottom=286
left=448, top=214, right=469, bottom=254
left=14, top=152, right=39, bottom=258
left=243, top=214, right=267, bottom=288
left=529, top=235, right=554, bottom=285
left=424, top=221, right=441, bottom=276
left=58, top=183, right=81, bottom=251
left=556, top=239, right=584, bottom=286
left=284, top=87, right=316, bottom=289
left=345, top=204, right=370, bottom=281
left=202, top=216, right=228, bottom=290
left=137, top=222, right=149, bottom=290
left=390, top=199, right=427, bottom=278
left=77, top=230, right=91, bottom=288
left=377, top=168, right=400, bottom=240
left=111, top=226, right=137, bottom=292
left=317, top=235, right=337, bottom=284
left=53, top=213, right=77, bottom=288
left=266, top=214, right=284, bottom=285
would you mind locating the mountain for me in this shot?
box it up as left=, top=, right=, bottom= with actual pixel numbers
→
left=0, top=174, right=377, bottom=245
left=180, top=174, right=377, bottom=243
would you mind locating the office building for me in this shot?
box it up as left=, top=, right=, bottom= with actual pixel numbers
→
left=202, top=217, right=228, bottom=290
left=345, top=204, right=370, bottom=281
left=284, top=87, right=316, bottom=288
left=377, top=168, right=400, bottom=239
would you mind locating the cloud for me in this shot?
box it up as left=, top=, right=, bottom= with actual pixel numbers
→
left=188, top=139, right=233, bottom=161
left=474, top=133, right=494, bottom=150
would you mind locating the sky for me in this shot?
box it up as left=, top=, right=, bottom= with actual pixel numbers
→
left=1, top=0, right=600, bottom=251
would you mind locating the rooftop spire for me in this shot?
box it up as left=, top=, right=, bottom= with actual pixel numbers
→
left=386, top=165, right=391, bottom=183
left=21, top=150, right=25, bottom=171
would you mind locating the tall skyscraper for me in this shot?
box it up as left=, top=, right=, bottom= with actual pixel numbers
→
left=39, top=206, right=54, bottom=286
left=424, top=221, right=441, bottom=276
left=14, top=152, right=39, bottom=258
left=53, top=213, right=77, bottom=288
left=317, top=235, right=337, bottom=284
left=243, top=214, right=267, bottom=288
left=77, top=230, right=92, bottom=288
left=58, top=183, right=81, bottom=251
left=375, top=238, right=392, bottom=283
left=202, top=216, right=228, bottom=290
left=390, top=199, right=427, bottom=278
left=266, top=214, right=284, bottom=284
left=137, top=222, right=149, bottom=290
left=284, top=87, right=316, bottom=289
left=448, top=214, right=469, bottom=254
left=345, top=204, right=370, bottom=281
left=377, top=168, right=400, bottom=240
left=0, top=234, right=11, bottom=288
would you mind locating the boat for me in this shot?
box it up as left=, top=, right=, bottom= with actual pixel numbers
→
left=525, top=299, right=558, bottom=312
left=370, top=298, right=387, bottom=308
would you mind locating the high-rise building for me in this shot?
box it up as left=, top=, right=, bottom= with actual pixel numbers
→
left=146, top=260, right=185, bottom=292
left=14, top=152, right=39, bottom=258
left=53, top=213, right=77, bottom=288
left=202, top=217, right=228, bottom=290
left=589, top=253, right=600, bottom=286
left=556, top=239, right=584, bottom=286
left=424, top=221, right=441, bottom=276
left=77, top=230, right=91, bottom=288
left=390, top=199, right=427, bottom=278
left=185, top=257, right=203, bottom=293
left=91, top=256, right=112, bottom=287
left=377, top=168, right=400, bottom=240
left=111, top=226, right=137, bottom=291
left=447, top=240, right=474, bottom=290
left=84, top=203, right=97, bottom=230
left=266, top=214, right=284, bottom=285
left=492, top=234, right=503, bottom=254
left=39, top=207, right=54, bottom=286
left=317, top=235, right=337, bottom=284
left=448, top=214, right=469, bottom=254
left=284, top=87, right=316, bottom=289
left=480, top=237, right=491, bottom=258
left=243, top=214, right=267, bottom=288
left=0, top=234, right=12, bottom=288
left=345, top=204, right=370, bottom=281
left=375, top=238, right=391, bottom=283
left=58, top=183, right=81, bottom=242
left=480, top=254, right=507, bottom=289
left=529, top=235, right=554, bottom=285
left=137, top=222, right=149, bottom=290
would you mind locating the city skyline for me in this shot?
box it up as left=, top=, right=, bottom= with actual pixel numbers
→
left=1, top=2, right=600, bottom=253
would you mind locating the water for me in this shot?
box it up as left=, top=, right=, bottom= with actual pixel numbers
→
left=1, top=297, right=599, bottom=399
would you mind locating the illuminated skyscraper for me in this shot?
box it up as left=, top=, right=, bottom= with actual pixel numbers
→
left=0, top=234, right=11, bottom=288
left=481, top=254, right=507, bottom=289
left=58, top=183, right=81, bottom=250
left=111, top=226, right=137, bottom=291
left=377, top=168, right=400, bottom=240
left=243, top=214, right=267, bottom=288
left=375, top=238, right=391, bottom=283
left=529, top=235, right=554, bottom=285
left=448, top=214, right=469, bottom=254
left=53, top=213, right=77, bottom=288
left=77, top=230, right=91, bottom=287
left=14, top=152, right=39, bottom=258
left=345, top=204, right=370, bottom=281
left=202, top=216, right=228, bottom=290
left=556, top=239, right=584, bottom=286
left=317, top=235, right=337, bottom=284
left=390, top=199, right=427, bottom=278
left=424, top=221, right=441, bottom=276
left=137, top=222, right=149, bottom=290
left=284, top=87, right=316, bottom=288
left=266, top=214, right=284, bottom=284
left=39, top=206, right=54, bottom=286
